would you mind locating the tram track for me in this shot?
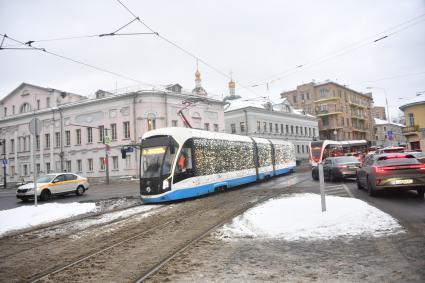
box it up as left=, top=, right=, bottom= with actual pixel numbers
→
left=22, top=174, right=309, bottom=283
left=0, top=176, right=308, bottom=282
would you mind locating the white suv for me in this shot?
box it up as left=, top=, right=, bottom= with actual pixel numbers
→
left=16, top=173, right=90, bottom=202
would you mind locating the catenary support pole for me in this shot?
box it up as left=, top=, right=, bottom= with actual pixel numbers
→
left=318, top=163, right=326, bottom=212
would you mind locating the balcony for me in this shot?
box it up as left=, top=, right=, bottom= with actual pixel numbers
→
left=352, top=125, right=368, bottom=132
left=351, top=112, right=366, bottom=120
left=318, top=120, right=343, bottom=131
left=349, top=101, right=367, bottom=108
left=314, top=95, right=341, bottom=103
left=315, top=105, right=343, bottom=117
left=402, top=125, right=419, bottom=135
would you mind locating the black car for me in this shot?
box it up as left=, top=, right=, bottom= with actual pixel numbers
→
left=312, top=156, right=361, bottom=182
left=356, top=153, right=425, bottom=198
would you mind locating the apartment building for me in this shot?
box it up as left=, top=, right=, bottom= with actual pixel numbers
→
left=372, top=106, right=386, bottom=120
left=374, top=118, right=405, bottom=147
left=399, top=99, right=425, bottom=151
left=281, top=81, right=374, bottom=141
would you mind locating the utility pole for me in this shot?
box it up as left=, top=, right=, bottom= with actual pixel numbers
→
left=1, top=139, right=6, bottom=189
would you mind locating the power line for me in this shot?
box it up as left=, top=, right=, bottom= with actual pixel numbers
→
left=0, top=34, right=163, bottom=90
left=244, top=13, right=425, bottom=90
left=347, top=70, right=425, bottom=86
left=115, top=0, right=259, bottom=97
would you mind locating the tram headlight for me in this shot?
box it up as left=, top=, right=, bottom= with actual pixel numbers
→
left=162, top=180, right=170, bottom=190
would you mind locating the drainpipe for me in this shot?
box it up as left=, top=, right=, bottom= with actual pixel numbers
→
left=164, top=92, right=168, bottom=127
left=243, top=109, right=248, bottom=136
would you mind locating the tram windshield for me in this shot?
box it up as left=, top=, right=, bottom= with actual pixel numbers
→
left=141, top=146, right=175, bottom=178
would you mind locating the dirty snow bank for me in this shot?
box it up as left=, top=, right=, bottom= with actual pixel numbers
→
left=0, top=202, right=97, bottom=236
left=219, top=193, right=403, bottom=241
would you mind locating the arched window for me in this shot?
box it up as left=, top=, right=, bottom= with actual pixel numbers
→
left=20, top=103, right=31, bottom=113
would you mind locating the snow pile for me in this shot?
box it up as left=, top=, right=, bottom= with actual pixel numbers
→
left=219, top=194, right=403, bottom=241
left=0, top=202, right=97, bottom=236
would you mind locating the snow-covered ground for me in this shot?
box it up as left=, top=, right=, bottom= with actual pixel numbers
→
left=0, top=202, right=97, bottom=236
left=219, top=193, right=404, bottom=241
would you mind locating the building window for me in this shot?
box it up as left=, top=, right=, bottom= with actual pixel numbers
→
left=293, top=95, right=297, bottom=103
left=304, top=127, right=307, bottom=136
left=269, top=123, right=273, bottom=132
left=45, top=134, right=50, bottom=149
left=36, top=163, right=41, bottom=174
left=281, top=124, right=284, bottom=133
left=99, top=125, right=104, bottom=143
left=286, top=125, right=289, bottom=134
left=100, top=157, right=106, bottom=171
left=88, top=159, right=93, bottom=172
left=306, top=93, right=310, bottom=100
left=275, top=124, right=278, bottom=133
left=204, top=123, right=210, bottom=131
left=322, top=117, right=329, bottom=126
left=309, top=128, right=311, bottom=137
left=65, top=131, right=70, bottom=146
left=20, top=103, right=31, bottom=113
left=124, top=121, right=130, bottom=138
left=111, top=123, right=117, bottom=140
left=23, top=164, right=28, bottom=176
left=76, top=129, right=81, bottom=145
left=263, top=122, right=267, bottom=132
left=302, top=145, right=305, bottom=153
left=46, top=97, right=50, bottom=108
left=37, top=100, right=40, bottom=110
left=301, top=93, right=304, bottom=101
left=214, top=124, right=219, bottom=132
left=172, top=120, right=178, bottom=127
left=36, top=135, right=40, bottom=150
left=313, top=128, right=316, bottom=136
left=125, top=155, right=131, bottom=169
left=77, top=160, right=82, bottom=172
left=240, top=122, right=246, bottom=132
left=55, top=132, right=60, bottom=147
left=408, top=113, right=415, bottom=126
left=112, top=156, right=119, bottom=170
left=46, top=162, right=51, bottom=173
left=296, top=126, right=299, bottom=135
left=10, top=165, right=15, bottom=176
left=147, top=118, right=155, bottom=131
left=3, top=107, right=7, bottom=116
left=66, top=160, right=71, bottom=172
left=10, top=139, right=14, bottom=153
left=257, top=121, right=261, bottom=131
left=297, top=145, right=300, bottom=153
left=87, top=127, right=93, bottom=143
left=231, top=123, right=236, bottom=134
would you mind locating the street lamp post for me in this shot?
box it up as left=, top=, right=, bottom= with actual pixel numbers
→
left=366, top=86, right=390, bottom=122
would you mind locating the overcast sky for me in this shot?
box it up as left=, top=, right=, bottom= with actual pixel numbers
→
left=1, top=0, right=424, bottom=120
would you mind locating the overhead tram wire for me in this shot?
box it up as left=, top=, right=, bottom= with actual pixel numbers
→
left=244, top=13, right=425, bottom=90
left=2, top=18, right=157, bottom=48
left=347, top=70, right=425, bottom=86
left=115, top=0, right=259, bottom=97
left=0, top=33, right=163, bottom=90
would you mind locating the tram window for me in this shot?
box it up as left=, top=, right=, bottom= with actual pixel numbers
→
left=173, top=141, right=194, bottom=184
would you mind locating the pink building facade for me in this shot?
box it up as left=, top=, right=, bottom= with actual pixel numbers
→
left=0, top=83, right=225, bottom=184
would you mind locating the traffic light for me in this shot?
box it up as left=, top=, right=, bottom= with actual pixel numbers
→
left=121, top=147, right=127, bottom=159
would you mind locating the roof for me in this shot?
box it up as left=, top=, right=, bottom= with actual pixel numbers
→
left=224, top=96, right=316, bottom=118
left=374, top=118, right=405, bottom=128
left=399, top=95, right=425, bottom=110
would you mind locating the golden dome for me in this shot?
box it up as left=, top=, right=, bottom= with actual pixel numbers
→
left=228, top=80, right=236, bottom=88
left=195, top=69, right=201, bottom=79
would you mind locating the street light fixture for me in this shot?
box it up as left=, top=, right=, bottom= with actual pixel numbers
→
left=366, top=86, right=390, bottom=122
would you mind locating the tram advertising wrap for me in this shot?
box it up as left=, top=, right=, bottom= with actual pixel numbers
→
left=139, top=127, right=296, bottom=203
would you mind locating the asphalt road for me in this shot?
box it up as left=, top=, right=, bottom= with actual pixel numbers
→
left=0, top=180, right=140, bottom=211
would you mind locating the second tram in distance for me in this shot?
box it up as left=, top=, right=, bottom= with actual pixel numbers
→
left=139, top=127, right=296, bottom=203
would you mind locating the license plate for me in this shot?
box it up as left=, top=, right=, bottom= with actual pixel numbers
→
left=394, top=179, right=413, bottom=185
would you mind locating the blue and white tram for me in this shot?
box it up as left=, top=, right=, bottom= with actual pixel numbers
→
left=139, top=127, right=296, bottom=203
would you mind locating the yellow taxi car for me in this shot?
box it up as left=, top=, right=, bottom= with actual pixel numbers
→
left=16, top=173, right=90, bottom=202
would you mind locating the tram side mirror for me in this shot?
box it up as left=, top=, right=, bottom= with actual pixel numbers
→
left=121, top=148, right=127, bottom=159
left=170, top=145, right=175, bottom=155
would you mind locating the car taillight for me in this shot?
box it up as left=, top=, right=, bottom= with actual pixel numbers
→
left=374, top=166, right=386, bottom=173
left=337, top=165, right=348, bottom=169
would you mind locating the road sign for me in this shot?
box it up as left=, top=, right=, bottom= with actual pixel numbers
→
left=126, top=147, right=134, bottom=152
left=103, top=136, right=112, bottom=144
left=387, top=130, right=394, bottom=141
left=29, top=118, right=42, bottom=135
left=1, top=159, right=7, bottom=168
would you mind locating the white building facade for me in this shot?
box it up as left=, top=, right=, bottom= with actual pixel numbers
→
left=0, top=82, right=225, bottom=185
left=373, top=118, right=406, bottom=147
left=224, top=98, right=319, bottom=160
